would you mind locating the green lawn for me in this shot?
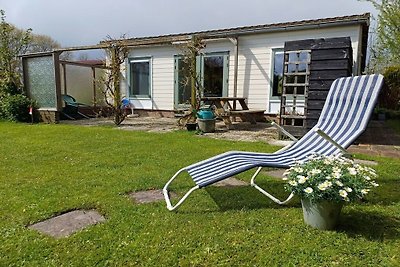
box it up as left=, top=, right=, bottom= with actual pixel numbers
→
left=387, top=119, right=400, bottom=134
left=0, top=122, right=399, bottom=266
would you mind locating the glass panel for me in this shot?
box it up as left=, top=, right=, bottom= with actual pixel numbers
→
left=25, top=56, right=56, bottom=108
left=298, top=63, right=308, bottom=72
left=272, top=51, right=284, bottom=96
left=130, top=60, right=150, bottom=98
left=287, top=63, right=297, bottom=73
left=286, top=86, right=294, bottom=95
left=286, top=76, right=296, bottom=84
left=203, top=56, right=224, bottom=97
left=288, top=52, right=298, bottom=62
left=177, top=58, right=191, bottom=105
left=297, top=87, right=305, bottom=95
left=64, top=65, right=93, bottom=105
left=297, top=76, right=306, bottom=84
left=299, top=51, right=310, bottom=62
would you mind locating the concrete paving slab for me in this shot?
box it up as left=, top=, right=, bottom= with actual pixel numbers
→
left=264, top=169, right=286, bottom=179
left=129, top=189, right=176, bottom=204
left=28, top=210, right=105, bottom=238
left=354, top=159, right=378, bottom=166
left=213, top=177, right=248, bottom=187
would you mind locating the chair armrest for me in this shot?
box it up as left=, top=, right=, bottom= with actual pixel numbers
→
left=313, top=128, right=351, bottom=157
left=271, top=121, right=298, bottom=142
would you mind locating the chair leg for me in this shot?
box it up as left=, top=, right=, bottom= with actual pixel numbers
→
left=77, top=111, right=90, bottom=119
left=61, top=111, right=76, bottom=120
left=163, top=168, right=199, bottom=211
left=250, top=167, right=294, bottom=205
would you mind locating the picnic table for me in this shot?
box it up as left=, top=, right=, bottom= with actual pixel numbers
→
left=201, top=96, right=265, bottom=129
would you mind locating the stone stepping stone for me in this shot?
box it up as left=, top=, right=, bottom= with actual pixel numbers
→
left=265, top=169, right=286, bottom=179
left=212, top=177, right=248, bottom=187
left=28, top=210, right=105, bottom=238
left=129, top=189, right=176, bottom=204
left=354, top=158, right=378, bottom=166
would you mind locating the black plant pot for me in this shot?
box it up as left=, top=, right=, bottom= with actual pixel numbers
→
left=186, top=122, right=197, bottom=131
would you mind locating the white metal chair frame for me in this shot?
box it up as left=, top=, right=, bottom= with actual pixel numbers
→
left=163, top=122, right=350, bottom=211
left=164, top=74, right=383, bottom=211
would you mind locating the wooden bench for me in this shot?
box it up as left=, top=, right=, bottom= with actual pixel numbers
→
left=201, top=96, right=266, bottom=129
left=229, top=110, right=266, bottom=124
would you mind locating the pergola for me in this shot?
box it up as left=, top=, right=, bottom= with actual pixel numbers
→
left=20, top=44, right=108, bottom=122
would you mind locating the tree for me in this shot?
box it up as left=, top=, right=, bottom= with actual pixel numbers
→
left=100, top=35, right=129, bottom=125
left=365, top=0, right=400, bottom=71
left=177, top=35, right=206, bottom=126
left=0, top=9, right=31, bottom=92
left=28, top=33, right=61, bottom=53
left=0, top=9, right=67, bottom=93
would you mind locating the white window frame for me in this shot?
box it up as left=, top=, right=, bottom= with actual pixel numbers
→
left=128, top=57, right=152, bottom=100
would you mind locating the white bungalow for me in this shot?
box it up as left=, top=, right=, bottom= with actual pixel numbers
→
left=21, top=13, right=370, bottom=121
left=119, top=13, right=369, bottom=115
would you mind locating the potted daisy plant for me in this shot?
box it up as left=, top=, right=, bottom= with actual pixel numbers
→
left=284, top=154, right=379, bottom=230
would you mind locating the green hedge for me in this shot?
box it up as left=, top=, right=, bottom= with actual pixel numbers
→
left=0, top=94, right=35, bottom=122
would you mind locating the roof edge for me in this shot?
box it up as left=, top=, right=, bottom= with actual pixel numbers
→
left=19, top=13, right=370, bottom=55
left=115, top=13, right=370, bottom=45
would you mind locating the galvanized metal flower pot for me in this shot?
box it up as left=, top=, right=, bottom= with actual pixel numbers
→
left=301, top=199, right=343, bottom=230
left=197, top=118, right=216, bottom=133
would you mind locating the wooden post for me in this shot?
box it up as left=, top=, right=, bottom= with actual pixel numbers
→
left=92, top=66, right=96, bottom=107
left=53, top=52, right=62, bottom=113
left=61, top=62, right=67, bottom=95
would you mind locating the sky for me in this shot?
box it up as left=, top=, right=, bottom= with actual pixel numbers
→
left=1, top=0, right=378, bottom=48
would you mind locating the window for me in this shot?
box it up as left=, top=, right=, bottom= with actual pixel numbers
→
left=271, top=49, right=284, bottom=97
left=174, top=56, right=191, bottom=107
left=202, top=54, right=227, bottom=97
left=129, top=58, right=151, bottom=98
left=174, top=52, right=229, bottom=109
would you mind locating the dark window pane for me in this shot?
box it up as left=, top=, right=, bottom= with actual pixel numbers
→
left=272, top=51, right=284, bottom=96
left=297, top=76, right=306, bottom=84
left=297, top=87, right=305, bottom=95
left=203, top=56, right=224, bottom=97
left=130, top=61, right=150, bottom=97
left=177, top=58, right=191, bottom=105
left=286, top=76, right=295, bottom=84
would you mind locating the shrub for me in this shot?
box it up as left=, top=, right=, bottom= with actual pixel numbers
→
left=284, top=154, right=379, bottom=203
left=380, top=66, right=400, bottom=110
left=0, top=94, right=36, bottom=122
left=0, top=80, right=20, bottom=96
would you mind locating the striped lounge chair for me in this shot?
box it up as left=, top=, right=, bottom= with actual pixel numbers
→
left=163, top=74, right=384, bottom=211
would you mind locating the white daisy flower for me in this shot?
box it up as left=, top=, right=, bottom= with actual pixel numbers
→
left=333, top=172, right=341, bottom=179
left=371, top=182, right=379, bottom=187
left=335, top=181, right=344, bottom=187
left=294, top=167, right=304, bottom=173
left=297, top=175, right=307, bottom=184
left=339, top=189, right=348, bottom=198
left=361, top=189, right=370, bottom=195
left=310, top=169, right=322, bottom=175
left=344, top=187, right=353, bottom=193
left=304, top=187, right=313, bottom=194
left=348, top=167, right=357, bottom=175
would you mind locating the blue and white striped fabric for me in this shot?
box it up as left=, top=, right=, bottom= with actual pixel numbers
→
left=185, top=74, right=384, bottom=188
